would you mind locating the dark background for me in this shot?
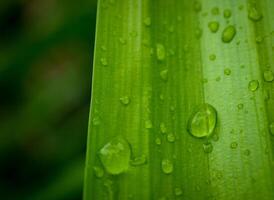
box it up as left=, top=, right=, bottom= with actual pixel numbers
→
left=0, top=0, right=97, bottom=199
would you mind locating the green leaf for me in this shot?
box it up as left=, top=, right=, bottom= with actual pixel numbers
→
left=84, top=0, right=274, bottom=199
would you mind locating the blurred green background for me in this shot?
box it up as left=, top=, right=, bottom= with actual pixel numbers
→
left=0, top=0, right=97, bottom=199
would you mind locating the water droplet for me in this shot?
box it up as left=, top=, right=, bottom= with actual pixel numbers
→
left=93, top=166, right=104, bottom=178
left=160, top=69, right=168, bottom=81
left=100, top=57, right=108, bottom=66
left=101, top=45, right=107, bottom=51
left=156, top=43, right=166, bottom=61
left=248, top=80, right=259, bottom=92
left=160, top=122, right=167, bottom=134
left=224, top=68, right=231, bottom=75
left=237, top=103, right=244, bottom=110
left=263, top=70, right=274, bottom=82
left=161, top=159, right=173, bottom=174
left=209, top=54, right=216, bottom=61
left=167, top=133, right=176, bottom=143
left=120, top=96, right=131, bottom=105
left=195, top=27, right=203, bottom=39
left=211, top=7, right=220, bottom=15
left=194, top=1, right=202, bottom=12
left=92, top=116, right=101, bottom=126
left=119, top=37, right=127, bottom=45
left=188, top=103, right=217, bottom=138
left=99, top=136, right=131, bottom=175
left=144, top=17, right=151, bottom=26
left=130, top=154, right=147, bottom=166
left=223, top=9, right=232, bottom=18
left=269, top=122, right=274, bottom=136
left=203, top=142, right=213, bottom=153
left=244, top=149, right=251, bottom=156
left=216, top=76, right=221, bottom=82
left=255, top=36, right=263, bottom=43
left=208, top=21, right=219, bottom=33
left=174, top=187, right=183, bottom=196
left=145, top=120, right=153, bottom=129
left=155, top=137, right=162, bottom=145
left=230, top=142, right=238, bottom=149
left=222, top=25, right=236, bottom=43
left=248, top=6, right=263, bottom=21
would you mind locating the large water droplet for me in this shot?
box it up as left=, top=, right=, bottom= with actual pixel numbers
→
left=160, top=69, right=168, bottom=81
left=248, top=80, right=259, bottom=92
left=269, top=122, right=274, bottom=136
left=248, top=6, right=263, bottom=21
left=222, top=25, right=236, bottom=43
left=161, top=159, right=173, bottom=174
left=263, top=70, right=274, bottom=82
left=130, top=154, right=147, bottom=166
left=156, top=43, right=166, bottom=61
left=93, top=166, right=104, bottom=178
left=99, top=136, right=131, bottom=175
left=187, top=103, right=217, bottom=138
left=208, top=21, right=219, bottom=33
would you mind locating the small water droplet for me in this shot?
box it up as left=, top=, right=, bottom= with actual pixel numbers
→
left=100, top=57, right=108, bottom=66
left=209, top=54, right=216, bottom=61
left=144, top=17, right=151, bottom=26
left=174, top=187, right=183, bottom=196
left=216, top=76, right=221, bottom=82
left=93, top=166, right=104, bottom=178
left=230, top=142, right=238, bottom=149
left=130, top=154, right=147, bottom=166
left=194, top=1, right=202, bottom=12
left=195, top=27, right=203, bottom=39
left=145, top=120, right=153, bottom=129
left=244, top=149, right=251, bottom=156
left=211, top=7, right=219, bottom=15
left=160, top=69, right=168, bottom=81
left=119, top=37, right=127, bottom=45
left=160, top=122, right=167, bottom=134
left=101, top=45, right=107, bottom=51
left=188, top=104, right=217, bottom=138
left=99, top=136, right=131, bottom=175
left=263, top=70, right=274, bottom=82
left=92, top=116, right=101, bottom=126
left=222, top=25, right=236, bottom=43
left=248, top=6, right=263, bottom=21
left=155, top=137, right=162, bottom=145
left=203, top=142, right=213, bottom=153
left=248, top=80, right=259, bottom=92
left=161, top=159, right=173, bottom=174
left=159, top=94, right=164, bottom=101
left=223, top=9, right=232, bottom=18
left=120, top=96, right=131, bottom=105
left=237, top=103, right=244, bottom=110
left=255, top=36, right=263, bottom=43
left=156, top=43, right=166, bottom=61
left=224, top=68, right=231, bottom=75
left=208, top=21, right=219, bottom=33
left=269, top=122, right=274, bottom=136
left=167, top=133, right=176, bottom=143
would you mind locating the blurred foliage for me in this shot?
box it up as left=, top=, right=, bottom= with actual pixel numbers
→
left=0, top=0, right=97, bottom=199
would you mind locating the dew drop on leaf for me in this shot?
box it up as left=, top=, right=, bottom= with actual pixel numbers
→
left=99, top=136, right=131, bottom=175
left=155, top=137, right=162, bottom=145
left=222, top=25, right=236, bottom=43
left=263, top=70, right=274, bottom=82
left=160, top=69, right=168, bottom=81
left=248, top=80, right=259, bottom=92
left=203, top=142, right=213, bottom=153
left=174, top=187, right=183, bottom=196
left=100, top=57, right=108, bottom=66
left=130, top=154, right=147, bottom=166
left=230, top=142, right=238, bottom=149
left=223, top=9, right=232, bottom=18
left=209, top=54, right=216, bottom=61
left=120, top=96, right=131, bottom=105
left=160, top=122, right=167, bottom=134
left=156, top=43, right=166, bottom=61
left=224, top=68, right=231, bottom=75
left=211, top=7, right=220, bottom=15
left=145, top=119, right=153, bottom=129
left=208, top=21, right=219, bottom=33
left=188, top=103, right=217, bottom=138
left=93, top=166, right=104, bottom=178
left=161, top=159, right=173, bottom=174
left=248, top=6, right=263, bottom=21
left=269, top=122, right=274, bottom=136
left=167, top=133, right=176, bottom=143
